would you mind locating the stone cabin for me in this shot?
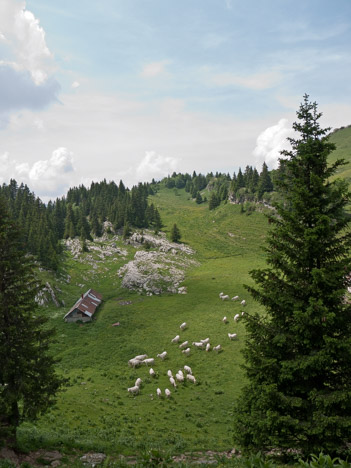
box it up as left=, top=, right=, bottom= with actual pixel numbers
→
left=64, top=289, right=102, bottom=322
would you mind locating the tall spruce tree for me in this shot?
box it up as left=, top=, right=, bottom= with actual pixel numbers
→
left=0, top=197, right=65, bottom=444
left=233, top=95, right=351, bottom=457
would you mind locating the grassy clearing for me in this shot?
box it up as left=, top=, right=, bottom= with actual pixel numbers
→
left=19, top=187, right=270, bottom=456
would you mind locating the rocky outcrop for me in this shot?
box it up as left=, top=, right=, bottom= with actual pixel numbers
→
left=118, top=232, right=197, bottom=295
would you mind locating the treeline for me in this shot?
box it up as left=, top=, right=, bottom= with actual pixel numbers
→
left=0, top=179, right=162, bottom=270
left=158, top=162, right=275, bottom=210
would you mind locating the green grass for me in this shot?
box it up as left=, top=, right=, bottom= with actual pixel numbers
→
left=19, top=187, right=270, bottom=456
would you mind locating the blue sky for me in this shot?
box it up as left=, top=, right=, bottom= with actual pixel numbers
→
left=1, top=0, right=351, bottom=200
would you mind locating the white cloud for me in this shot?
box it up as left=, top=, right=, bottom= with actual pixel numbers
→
left=136, top=151, right=180, bottom=182
left=253, top=118, right=293, bottom=169
left=0, top=1, right=59, bottom=121
left=212, top=70, right=282, bottom=90
left=0, top=147, right=75, bottom=199
left=71, top=81, right=80, bottom=89
left=141, top=60, right=171, bottom=78
left=0, top=1, right=53, bottom=85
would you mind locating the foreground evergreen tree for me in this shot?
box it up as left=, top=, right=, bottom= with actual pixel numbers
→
left=0, top=197, right=65, bottom=444
left=233, top=95, right=351, bottom=457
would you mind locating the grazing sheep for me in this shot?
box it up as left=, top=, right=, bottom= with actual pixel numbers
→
left=182, top=348, right=191, bottom=356
left=219, top=292, right=224, bottom=297
left=165, top=388, right=171, bottom=398
left=142, top=358, right=155, bottom=366
left=175, top=373, right=184, bottom=383
left=241, top=300, right=246, bottom=306
left=135, top=377, right=142, bottom=387
left=167, top=370, right=173, bottom=378
left=156, top=388, right=162, bottom=397
left=213, top=344, right=222, bottom=352
left=186, top=374, right=196, bottom=384
left=241, top=311, right=245, bottom=316
left=221, top=295, right=229, bottom=301
left=234, top=314, right=240, bottom=322
left=228, top=333, right=237, bottom=340
left=192, top=341, right=205, bottom=349
left=222, top=316, right=228, bottom=323
left=169, top=377, right=177, bottom=387
left=177, top=369, right=184, bottom=377
left=184, top=365, right=192, bottom=374
left=232, top=296, right=239, bottom=301
left=149, top=368, right=156, bottom=377
left=157, top=351, right=167, bottom=360
left=127, top=385, right=140, bottom=395
left=134, top=354, right=148, bottom=361
left=180, top=322, right=187, bottom=330
left=171, top=335, right=180, bottom=344
left=128, top=358, right=142, bottom=368
left=200, top=338, right=210, bottom=344
left=206, top=343, right=211, bottom=352
left=179, top=340, right=189, bottom=349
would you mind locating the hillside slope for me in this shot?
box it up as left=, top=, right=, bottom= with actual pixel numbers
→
left=20, top=191, right=270, bottom=456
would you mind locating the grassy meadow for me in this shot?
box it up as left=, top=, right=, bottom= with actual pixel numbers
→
left=19, top=189, right=270, bottom=456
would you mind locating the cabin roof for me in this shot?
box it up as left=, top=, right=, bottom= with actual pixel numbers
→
left=64, top=289, right=102, bottom=319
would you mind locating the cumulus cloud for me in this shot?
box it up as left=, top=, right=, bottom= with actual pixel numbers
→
left=0, top=147, right=75, bottom=199
left=141, top=60, right=171, bottom=78
left=0, top=0, right=53, bottom=84
left=253, top=118, right=293, bottom=169
left=136, top=151, right=180, bottom=182
left=0, top=1, right=59, bottom=120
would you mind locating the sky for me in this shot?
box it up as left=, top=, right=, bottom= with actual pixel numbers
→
left=1, top=0, right=351, bottom=201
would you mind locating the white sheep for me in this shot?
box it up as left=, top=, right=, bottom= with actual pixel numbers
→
left=180, top=322, right=187, bottom=330
left=213, top=344, right=222, bottom=352
left=149, top=368, right=156, bottom=377
left=219, top=292, right=224, bottom=297
left=206, top=343, right=211, bottom=352
left=156, top=388, right=162, bottom=397
left=179, top=340, right=189, bottom=349
left=175, top=373, right=184, bottom=383
left=169, top=377, right=177, bottom=387
left=157, top=351, right=167, bottom=360
left=127, top=385, right=140, bottom=395
left=222, top=316, right=228, bottom=323
left=142, top=358, right=155, bottom=366
left=134, top=354, right=148, bottom=361
left=186, top=374, right=196, bottom=384
left=167, top=370, right=173, bottom=378
left=177, top=369, right=184, bottom=377
left=200, top=338, right=210, bottom=344
left=241, top=300, right=246, bottom=306
left=241, top=311, right=245, bottom=316
left=232, top=296, right=239, bottom=301
left=234, top=314, right=240, bottom=322
left=128, top=358, right=142, bottom=368
left=135, top=377, right=142, bottom=387
left=184, top=365, right=192, bottom=375
left=171, top=335, right=180, bottom=344
left=182, top=348, right=191, bottom=356
left=221, top=295, right=229, bottom=300
left=228, top=333, right=237, bottom=340
left=165, top=388, right=171, bottom=398
left=192, top=341, right=205, bottom=349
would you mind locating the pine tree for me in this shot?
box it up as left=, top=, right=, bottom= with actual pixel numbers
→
left=257, top=161, right=273, bottom=199
left=233, top=95, right=351, bottom=457
left=170, top=223, right=181, bottom=243
left=195, top=191, right=203, bottom=204
left=0, top=197, right=65, bottom=444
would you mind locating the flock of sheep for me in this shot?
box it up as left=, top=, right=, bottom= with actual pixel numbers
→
left=127, top=293, right=246, bottom=398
